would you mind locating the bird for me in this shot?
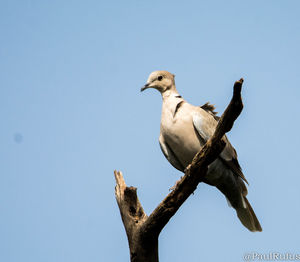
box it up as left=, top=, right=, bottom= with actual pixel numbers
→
left=141, top=70, right=262, bottom=232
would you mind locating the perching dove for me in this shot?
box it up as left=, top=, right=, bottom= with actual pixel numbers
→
left=141, top=70, right=262, bottom=232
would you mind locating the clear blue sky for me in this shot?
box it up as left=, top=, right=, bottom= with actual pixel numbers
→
left=1, top=1, right=300, bottom=261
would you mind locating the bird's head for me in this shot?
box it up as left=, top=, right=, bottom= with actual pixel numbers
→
left=141, top=70, right=175, bottom=94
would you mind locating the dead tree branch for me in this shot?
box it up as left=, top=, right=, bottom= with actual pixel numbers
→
left=114, top=78, right=244, bottom=262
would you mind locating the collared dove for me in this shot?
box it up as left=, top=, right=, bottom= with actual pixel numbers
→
left=141, top=70, right=262, bottom=232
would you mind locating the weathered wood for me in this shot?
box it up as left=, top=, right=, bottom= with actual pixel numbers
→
left=114, top=171, right=158, bottom=262
left=114, top=78, right=244, bottom=262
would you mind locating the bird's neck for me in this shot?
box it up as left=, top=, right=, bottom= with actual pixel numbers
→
left=161, top=86, right=180, bottom=100
left=161, top=88, right=184, bottom=118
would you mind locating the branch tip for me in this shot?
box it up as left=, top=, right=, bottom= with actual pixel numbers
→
left=232, top=78, right=243, bottom=98
left=114, top=170, right=126, bottom=199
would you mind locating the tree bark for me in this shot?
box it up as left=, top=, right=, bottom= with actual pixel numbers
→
left=114, top=79, right=244, bottom=262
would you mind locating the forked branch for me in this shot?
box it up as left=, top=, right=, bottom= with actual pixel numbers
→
left=114, top=78, right=244, bottom=262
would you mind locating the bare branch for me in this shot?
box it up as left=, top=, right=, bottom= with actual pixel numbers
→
left=114, top=78, right=244, bottom=261
left=114, top=171, right=157, bottom=262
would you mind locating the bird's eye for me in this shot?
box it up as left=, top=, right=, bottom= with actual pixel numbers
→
left=157, top=76, right=163, bottom=81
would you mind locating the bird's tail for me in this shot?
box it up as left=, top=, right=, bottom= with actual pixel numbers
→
left=236, top=196, right=262, bottom=232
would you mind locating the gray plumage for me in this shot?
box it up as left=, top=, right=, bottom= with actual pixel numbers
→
left=141, top=70, right=262, bottom=232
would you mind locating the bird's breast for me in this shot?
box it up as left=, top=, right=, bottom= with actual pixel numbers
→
left=160, top=105, right=202, bottom=168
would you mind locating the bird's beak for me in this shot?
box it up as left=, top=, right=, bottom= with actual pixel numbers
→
left=141, top=83, right=150, bottom=92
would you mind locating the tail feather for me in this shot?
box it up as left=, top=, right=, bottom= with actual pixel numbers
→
left=236, top=196, right=262, bottom=232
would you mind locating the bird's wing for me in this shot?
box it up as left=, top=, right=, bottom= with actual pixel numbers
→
left=192, top=109, right=217, bottom=142
left=200, top=102, right=220, bottom=121
left=192, top=108, right=248, bottom=184
left=219, top=137, right=249, bottom=185
left=159, top=134, right=185, bottom=172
